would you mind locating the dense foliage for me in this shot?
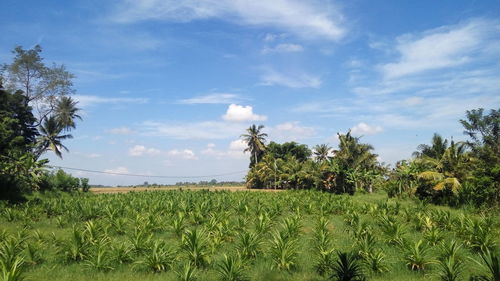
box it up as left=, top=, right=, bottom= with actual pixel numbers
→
left=0, top=45, right=84, bottom=201
left=242, top=108, right=499, bottom=207
left=244, top=130, right=383, bottom=195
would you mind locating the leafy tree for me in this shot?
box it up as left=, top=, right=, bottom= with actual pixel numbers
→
left=0, top=86, right=45, bottom=201
left=1, top=45, right=80, bottom=159
left=458, top=108, right=500, bottom=206
left=2, top=45, right=74, bottom=119
left=241, top=124, right=267, bottom=168
left=266, top=141, right=312, bottom=162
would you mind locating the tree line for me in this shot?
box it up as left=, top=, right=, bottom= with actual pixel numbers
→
left=241, top=109, right=499, bottom=207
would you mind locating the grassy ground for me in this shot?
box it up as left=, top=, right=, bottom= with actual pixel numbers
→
left=0, top=190, right=498, bottom=281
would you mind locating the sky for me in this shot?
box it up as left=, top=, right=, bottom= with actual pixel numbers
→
left=1, top=0, right=499, bottom=186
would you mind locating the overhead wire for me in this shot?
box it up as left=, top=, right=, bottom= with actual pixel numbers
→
left=46, top=165, right=248, bottom=179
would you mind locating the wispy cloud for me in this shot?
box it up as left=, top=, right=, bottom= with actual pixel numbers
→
left=269, top=121, right=316, bottom=142
left=177, top=93, right=242, bottom=104
left=74, top=95, right=149, bottom=107
left=260, top=69, right=321, bottom=88
left=108, top=127, right=135, bottom=135
left=201, top=140, right=246, bottom=159
left=380, top=19, right=499, bottom=79
left=140, top=121, right=247, bottom=140
left=261, top=43, right=304, bottom=54
left=110, top=0, right=345, bottom=40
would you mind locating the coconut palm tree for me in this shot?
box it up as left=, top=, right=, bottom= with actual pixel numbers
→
left=36, top=116, right=73, bottom=159
left=241, top=125, right=267, bottom=168
left=55, top=96, right=81, bottom=131
left=413, top=133, right=448, bottom=159
left=417, top=140, right=469, bottom=193
left=313, top=144, right=332, bottom=162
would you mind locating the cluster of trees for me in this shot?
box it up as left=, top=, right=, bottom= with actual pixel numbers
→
left=385, top=108, right=499, bottom=207
left=0, top=45, right=83, bottom=201
left=242, top=125, right=383, bottom=194
left=242, top=108, right=499, bottom=207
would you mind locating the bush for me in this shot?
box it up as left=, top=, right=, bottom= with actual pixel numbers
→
left=39, top=169, right=89, bottom=192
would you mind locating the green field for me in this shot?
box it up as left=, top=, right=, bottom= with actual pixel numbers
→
left=1, top=190, right=499, bottom=281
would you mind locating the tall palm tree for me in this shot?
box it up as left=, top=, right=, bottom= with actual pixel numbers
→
left=36, top=116, right=73, bottom=159
left=313, top=144, right=332, bottom=162
left=241, top=124, right=267, bottom=167
left=55, top=96, right=81, bottom=131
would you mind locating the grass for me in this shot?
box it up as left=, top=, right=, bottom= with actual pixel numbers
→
left=0, top=189, right=498, bottom=281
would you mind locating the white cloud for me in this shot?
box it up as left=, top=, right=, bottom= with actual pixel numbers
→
left=381, top=19, right=498, bottom=79
left=128, top=145, right=162, bottom=156
left=74, top=95, right=149, bottom=107
left=260, top=69, right=321, bottom=88
left=111, top=0, right=345, bottom=40
left=104, top=166, right=129, bottom=174
left=167, top=149, right=197, bottom=160
left=270, top=122, right=316, bottom=141
left=350, top=122, right=383, bottom=136
left=177, top=93, right=241, bottom=104
left=262, top=43, right=304, bottom=54
left=108, top=127, right=134, bottom=135
left=222, top=104, right=267, bottom=122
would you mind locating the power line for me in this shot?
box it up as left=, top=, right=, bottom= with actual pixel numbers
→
left=47, top=165, right=248, bottom=179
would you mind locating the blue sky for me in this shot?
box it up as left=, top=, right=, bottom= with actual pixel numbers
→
left=1, top=0, right=499, bottom=185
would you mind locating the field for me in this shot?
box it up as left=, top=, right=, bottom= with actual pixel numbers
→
left=90, top=185, right=277, bottom=194
left=1, top=190, right=499, bottom=281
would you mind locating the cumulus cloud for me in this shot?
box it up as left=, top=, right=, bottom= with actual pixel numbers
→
left=350, top=123, right=383, bottom=136
left=111, top=0, right=345, bottom=40
left=128, top=145, right=162, bottom=156
left=177, top=93, right=241, bottom=104
left=222, top=104, right=267, bottom=122
left=260, top=69, right=321, bottom=88
left=262, top=43, right=304, bottom=54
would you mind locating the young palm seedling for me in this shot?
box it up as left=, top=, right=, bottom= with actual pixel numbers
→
left=134, top=240, right=176, bottom=273
left=436, top=256, right=463, bottom=281
left=0, top=255, right=25, bottom=281
left=215, top=254, right=247, bottom=281
left=269, top=230, right=299, bottom=271
left=235, top=232, right=262, bottom=261
left=181, top=229, right=210, bottom=267
left=329, top=251, right=367, bottom=281
left=404, top=239, right=435, bottom=271
left=84, top=237, right=114, bottom=271
left=176, top=261, right=197, bottom=281
left=469, top=249, right=500, bottom=281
